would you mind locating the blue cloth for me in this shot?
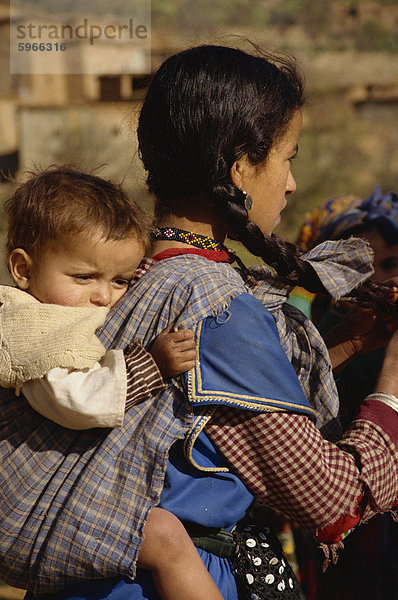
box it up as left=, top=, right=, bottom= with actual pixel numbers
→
left=187, top=293, right=315, bottom=417
left=32, top=430, right=254, bottom=600
left=159, top=433, right=254, bottom=527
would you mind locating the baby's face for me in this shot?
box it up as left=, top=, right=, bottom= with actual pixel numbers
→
left=27, top=232, right=144, bottom=308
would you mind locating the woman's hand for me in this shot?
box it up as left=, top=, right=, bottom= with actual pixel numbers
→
left=150, top=324, right=196, bottom=379
left=324, top=280, right=398, bottom=374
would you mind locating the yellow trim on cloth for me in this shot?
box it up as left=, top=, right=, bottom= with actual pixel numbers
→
left=187, top=320, right=317, bottom=416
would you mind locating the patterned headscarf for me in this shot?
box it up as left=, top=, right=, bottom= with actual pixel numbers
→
left=297, top=185, right=398, bottom=251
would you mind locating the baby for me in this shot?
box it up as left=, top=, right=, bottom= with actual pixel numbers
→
left=0, top=166, right=223, bottom=600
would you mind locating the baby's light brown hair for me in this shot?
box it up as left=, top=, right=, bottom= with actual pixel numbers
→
left=5, top=166, right=151, bottom=265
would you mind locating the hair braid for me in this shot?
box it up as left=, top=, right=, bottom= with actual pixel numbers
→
left=220, top=187, right=396, bottom=310
left=211, top=184, right=325, bottom=292
left=222, top=187, right=395, bottom=308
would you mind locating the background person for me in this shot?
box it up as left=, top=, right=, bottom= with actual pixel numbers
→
left=292, top=186, right=398, bottom=599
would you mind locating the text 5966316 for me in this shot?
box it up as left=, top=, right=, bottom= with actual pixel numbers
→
left=18, top=42, right=67, bottom=51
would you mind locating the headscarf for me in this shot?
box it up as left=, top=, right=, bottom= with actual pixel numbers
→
left=297, top=185, right=398, bottom=251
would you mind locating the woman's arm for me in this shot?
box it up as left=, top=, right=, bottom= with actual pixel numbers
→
left=323, top=283, right=398, bottom=375
left=206, top=399, right=397, bottom=542
left=201, top=297, right=398, bottom=542
left=324, top=306, right=395, bottom=375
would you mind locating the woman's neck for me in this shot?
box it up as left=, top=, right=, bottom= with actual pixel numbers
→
left=150, top=215, right=228, bottom=257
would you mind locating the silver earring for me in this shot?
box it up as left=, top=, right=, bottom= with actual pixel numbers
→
left=242, top=190, right=253, bottom=211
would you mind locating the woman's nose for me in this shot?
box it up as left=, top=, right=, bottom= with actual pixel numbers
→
left=286, top=169, right=297, bottom=195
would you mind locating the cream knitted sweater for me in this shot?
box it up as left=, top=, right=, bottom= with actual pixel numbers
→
left=0, top=286, right=108, bottom=393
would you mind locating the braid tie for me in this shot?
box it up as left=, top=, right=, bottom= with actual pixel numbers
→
left=345, top=280, right=396, bottom=314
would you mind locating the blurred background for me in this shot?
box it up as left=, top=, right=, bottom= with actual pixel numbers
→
left=0, top=0, right=398, bottom=281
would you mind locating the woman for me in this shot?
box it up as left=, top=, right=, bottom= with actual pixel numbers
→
left=17, top=45, right=398, bottom=599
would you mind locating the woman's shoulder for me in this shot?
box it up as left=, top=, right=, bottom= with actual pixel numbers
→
left=149, top=253, right=243, bottom=281
left=134, top=254, right=247, bottom=300
left=188, top=292, right=315, bottom=418
left=99, top=255, right=249, bottom=348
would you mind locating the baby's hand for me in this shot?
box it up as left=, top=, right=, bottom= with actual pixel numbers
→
left=150, top=323, right=196, bottom=379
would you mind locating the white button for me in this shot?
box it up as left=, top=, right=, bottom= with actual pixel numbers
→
left=260, top=542, right=269, bottom=548
left=269, top=557, right=278, bottom=565
left=265, top=574, right=275, bottom=584
left=246, top=573, right=254, bottom=585
left=279, top=566, right=284, bottom=574
left=253, top=557, right=262, bottom=566
left=246, top=538, right=256, bottom=548
left=289, top=578, right=294, bottom=589
left=278, top=581, right=286, bottom=591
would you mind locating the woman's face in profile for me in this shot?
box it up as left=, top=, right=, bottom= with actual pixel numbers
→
left=241, top=110, right=302, bottom=236
left=358, top=229, right=398, bottom=282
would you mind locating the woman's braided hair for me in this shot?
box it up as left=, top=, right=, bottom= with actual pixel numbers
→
left=138, top=45, right=321, bottom=287
left=137, top=45, right=394, bottom=308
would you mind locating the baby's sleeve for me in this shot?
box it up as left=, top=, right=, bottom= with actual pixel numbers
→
left=22, top=349, right=127, bottom=429
left=21, top=342, right=166, bottom=430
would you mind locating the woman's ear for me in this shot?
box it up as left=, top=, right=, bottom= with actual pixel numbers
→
left=8, top=249, right=33, bottom=291
left=230, top=153, right=249, bottom=189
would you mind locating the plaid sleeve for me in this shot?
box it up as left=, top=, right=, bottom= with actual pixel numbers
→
left=124, top=341, right=166, bottom=410
left=205, top=406, right=397, bottom=539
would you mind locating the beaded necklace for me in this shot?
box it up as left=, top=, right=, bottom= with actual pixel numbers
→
left=153, top=227, right=225, bottom=252
left=152, top=226, right=258, bottom=288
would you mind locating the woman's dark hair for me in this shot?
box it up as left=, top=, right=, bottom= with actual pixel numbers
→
left=137, top=44, right=318, bottom=287
left=137, top=45, right=395, bottom=311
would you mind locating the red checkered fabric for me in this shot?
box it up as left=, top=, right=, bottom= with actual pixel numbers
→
left=205, top=405, right=397, bottom=539
left=130, top=258, right=155, bottom=285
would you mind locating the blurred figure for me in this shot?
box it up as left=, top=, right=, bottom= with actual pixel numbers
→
left=291, top=185, right=398, bottom=600
left=296, top=186, right=398, bottom=422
